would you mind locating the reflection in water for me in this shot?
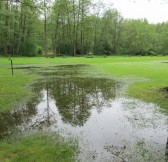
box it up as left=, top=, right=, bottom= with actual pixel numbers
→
left=35, top=77, right=117, bottom=127
left=50, top=78, right=116, bottom=126
left=0, top=77, right=117, bottom=138
left=45, top=82, right=55, bottom=127
left=0, top=98, right=38, bottom=139
left=0, top=65, right=168, bottom=162
left=166, top=138, right=168, bottom=161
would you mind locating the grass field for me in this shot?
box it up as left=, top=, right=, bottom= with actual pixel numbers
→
left=0, top=56, right=168, bottom=161
left=0, top=56, right=168, bottom=111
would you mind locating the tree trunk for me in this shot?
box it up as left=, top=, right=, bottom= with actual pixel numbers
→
left=44, top=0, right=48, bottom=57
left=4, top=0, right=9, bottom=56
left=72, top=0, right=76, bottom=56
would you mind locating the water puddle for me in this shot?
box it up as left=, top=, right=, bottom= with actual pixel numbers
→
left=0, top=65, right=168, bottom=162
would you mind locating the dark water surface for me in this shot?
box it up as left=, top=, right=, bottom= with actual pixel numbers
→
left=0, top=65, right=168, bottom=162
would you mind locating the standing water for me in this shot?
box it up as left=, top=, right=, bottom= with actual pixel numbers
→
left=0, top=65, right=168, bottom=162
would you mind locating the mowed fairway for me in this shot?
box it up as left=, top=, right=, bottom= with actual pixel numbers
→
left=0, top=56, right=168, bottom=111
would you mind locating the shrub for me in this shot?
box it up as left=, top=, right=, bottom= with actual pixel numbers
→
left=19, top=39, right=36, bottom=56
left=36, top=46, right=43, bottom=55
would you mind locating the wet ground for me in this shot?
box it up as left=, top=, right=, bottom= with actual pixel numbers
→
left=0, top=65, right=168, bottom=162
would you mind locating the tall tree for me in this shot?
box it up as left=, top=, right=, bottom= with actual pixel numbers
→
left=44, top=0, right=48, bottom=57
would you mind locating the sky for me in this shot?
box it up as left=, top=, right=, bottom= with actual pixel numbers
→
left=96, top=0, right=168, bottom=23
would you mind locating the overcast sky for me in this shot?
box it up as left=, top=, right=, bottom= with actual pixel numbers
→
left=96, top=0, right=168, bottom=23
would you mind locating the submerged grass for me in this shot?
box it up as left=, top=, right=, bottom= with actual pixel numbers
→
left=0, top=132, right=78, bottom=162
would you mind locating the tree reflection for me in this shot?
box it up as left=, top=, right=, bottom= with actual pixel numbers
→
left=0, top=96, right=39, bottom=139
left=49, top=77, right=117, bottom=126
left=166, top=138, right=168, bottom=161
left=0, top=76, right=117, bottom=138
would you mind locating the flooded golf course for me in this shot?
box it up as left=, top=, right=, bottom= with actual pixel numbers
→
left=0, top=65, right=168, bottom=162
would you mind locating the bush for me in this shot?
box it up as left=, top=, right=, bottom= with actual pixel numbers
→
left=36, top=46, right=43, bottom=55
left=19, top=39, right=36, bottom=56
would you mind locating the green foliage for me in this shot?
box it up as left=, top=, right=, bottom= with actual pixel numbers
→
left=19, top=42, right=43, bottom=56
left=36, top=46, right=43, bottom=55
left=1, top=0, right=168, bottom=56
left=19, top=39, right=36, bottom=56
left=0, top=0, right=41, bottom=56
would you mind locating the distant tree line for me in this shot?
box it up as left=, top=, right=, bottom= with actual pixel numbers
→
left=0, top=0, right=168, bottom=56
left=0, top=0, right=43, bottom=56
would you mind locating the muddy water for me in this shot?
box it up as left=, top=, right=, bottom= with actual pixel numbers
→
left=0, top=65, right=168, bottom=162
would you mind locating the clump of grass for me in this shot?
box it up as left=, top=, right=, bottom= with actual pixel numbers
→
left=0, top=132, right=78, bottom=162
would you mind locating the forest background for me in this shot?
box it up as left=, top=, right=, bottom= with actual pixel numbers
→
left=1, top=0, right=168, bottom=57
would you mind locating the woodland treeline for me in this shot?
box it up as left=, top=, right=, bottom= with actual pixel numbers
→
left=0, top=0, right=168, bottom=56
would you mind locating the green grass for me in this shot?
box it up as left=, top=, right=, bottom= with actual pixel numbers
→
left=0, top=67, right=36, bottom=111
left=0, top=132, right=78, bottom=162
left=0, top=55, right=167, bottom=65
left=0, top=56, right=168, bottom=111
left=96, top=60, right=168, bottom=110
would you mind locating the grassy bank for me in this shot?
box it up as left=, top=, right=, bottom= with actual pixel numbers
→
left=0, top=56, right=168, bottom=111
left=0, top=132, right=78, bottom=162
